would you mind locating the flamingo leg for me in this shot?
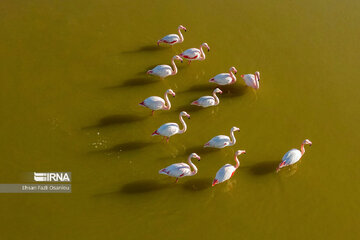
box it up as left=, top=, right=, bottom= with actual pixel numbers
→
left=175, top=178, right=179, bottom=183
left=188, top=60, right=191, bottom=65
left=166, top=137, right=170, bottom=143
left=151, top=110, right=154, bottom=116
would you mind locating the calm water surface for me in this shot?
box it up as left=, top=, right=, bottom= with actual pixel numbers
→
left=1, top=0, right=359, bottom=239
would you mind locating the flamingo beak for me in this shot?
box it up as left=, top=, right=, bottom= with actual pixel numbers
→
left=187, top=115, right=191, bottom=119
left=219, top=91, right=223, bottom=94
left=184, top=28, right=187, bottom=32
left=207, top=48, right=210, bottom=52
left=197, top=156, right=201, bottom=161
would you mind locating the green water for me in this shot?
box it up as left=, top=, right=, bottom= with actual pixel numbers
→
left=1, top=0, right=359, bottom=239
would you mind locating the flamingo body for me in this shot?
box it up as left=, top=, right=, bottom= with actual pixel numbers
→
left=180, top=43, right=210, bottom=63
left=209, top=67, right=237, bottom=85
left=212, top=150, right=246, bottom=186
left=192, top=88, right=222, bottom=108
left=241, top=71, right=260, bottom=89
left=277, top=139, right=312, bottom=171
left=159, top=153, right=200, bottom=182
left=204, top=126, right=240, bottom=148
left=157, top=25, right=187, bottom=46
left=152, top=111, right=190, bottom=141
left=147, top=55, right=183, bottom=79
left=142, top=96, right=166, bottom=110
left=140, top=89, right=175, bottom=114
left=212, top=164, right=236, bottom=185
left=205, top=135, right=231, bottom=148
left=148, top=65, right=173, bottom=78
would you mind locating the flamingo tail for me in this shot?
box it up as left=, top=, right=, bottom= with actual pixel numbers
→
left=152, top=130, right=159, bottom=136
left=139, top=101, right=145, bottom=106
left=204, top=142, right=210, bottom=148
left=191, top=100, right=198, bottom=105
left=209, top=78, right=215, bottom=82
left=147, top=70, right=153, bottom=74
left=212, top=179, right=219, bottom=187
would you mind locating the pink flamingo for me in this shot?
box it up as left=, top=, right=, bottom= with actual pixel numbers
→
left=241, top=71, right=260, bottom=89
left=209, top=67, right=237, bottom=85
left=159, top=153, right=201, bottom=183
left=139, top=89, right=175, bottom=115
left=147, top=55, right=183, bottom=79
left=212, top=150, right=246, bottom=186
left=157, top=25, right=187, bottom=46
left=277, top=139, right=312, bottom=172
left=152, top=111, right=190, bottom=142
left=204, top=126, right=240, bottom=148
left=191, top=88, right=222, bottom=108
left=179, top=43, right=210, bottom=64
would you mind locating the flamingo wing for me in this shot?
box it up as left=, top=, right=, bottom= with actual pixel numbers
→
left=161, top=34, right=180, bottom=44
left=144, top=96, right=165, bottom=110
left=208, top=135, right=231, bottom=148
left=158, top=123, right=179, bottom=137
left=281, top=149, right=302, bottom=167
left=160, top=163, right=191, bottom=177
left=213, top=73, right=232, bottom=85
left=214, top=164, right=236, bottom=185
left=197, top=96, right=215, bottom=107
left=181, top=48, right=201, bottom=59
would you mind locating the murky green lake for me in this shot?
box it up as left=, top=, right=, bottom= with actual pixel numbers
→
left=1, top=0, right=359, bottom=239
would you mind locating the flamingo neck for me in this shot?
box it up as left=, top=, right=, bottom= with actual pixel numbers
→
left=188, top=157, right=198, bottom=175
left=164, top=91, right=171, bottom=110
left=179, top=115, right=187, bottom=134
left=171, top=58, right=178, bottom=75
left=199, top=45, right=206, bottom=60
left=229, top=129, right=237, bottom=146
left=213, top=91, right=220, bottom=105
left=235, top=155, right=240, bottom=169
left=229, top=69, right=236, bottom=82
left=301, top=143, right=306, bottom=156
left=178, top=28, right=184, bottom=43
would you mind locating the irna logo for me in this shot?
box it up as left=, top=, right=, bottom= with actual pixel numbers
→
left=34, top=172, right=71, bottom=182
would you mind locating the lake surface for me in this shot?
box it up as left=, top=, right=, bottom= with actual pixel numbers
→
left=1, top=0, right=359, bottom=239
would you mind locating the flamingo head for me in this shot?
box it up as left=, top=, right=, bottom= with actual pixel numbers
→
left=167, top=89, right=176, bottom=97
left=180, top=111, right=191, bottom=119
left=231, top=126, right=240, bottom=132
left=303, top=139, right=312, bottom=146
left=190, top=153, right=201, bottom=161
left=230, top=66, right=237, bottom=74
left=173, top=55, right=183, bottom=63
left=214, top=88, right=222, bottom=94
left=235, top=150, right=246, bottom=156
left=179, top=25, right=187, bottom=32
left=202, top=43, right=210, bottom=52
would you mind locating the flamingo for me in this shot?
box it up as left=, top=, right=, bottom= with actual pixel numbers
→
left=139, top=89, right=176, bottom=115
left=204, top=126, right=240, bottom=148
left=209, top=67, right=238, bottom=85
left=241, top=71, right=260, bottom=89
left=157, top=25, right=187, bottom=46
left=212, top=150, right=246, bottom=186
left=277, top=139, right=312, bottom=172
left=147, top=55, right=183, bottom=79
left=179, top=43, right=210, bottom=64
left=152, top=111, right=190, bottom=142
left=191, top=88, right=223, bottom=108
left=159, top=153, right=201, bottom=183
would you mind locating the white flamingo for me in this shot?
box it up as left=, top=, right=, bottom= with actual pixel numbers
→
left=241, top=71, right=260, bottom=89
left=212, top=150, right=246, bottom=186
left=147, top=55, right=183, bottom=79
left=179, top=43, right=210, bottom=64
left=191, top=88, right=222, bottom=108
left=157, top=25, right=187, bottom=46
left=277, top=139, right=312, bottom=172
left=139, top=89, right=176, bottom=115
left=209, top=67, right=237, bottom=85
left=159, top=153, right=201, bottom=183
left=204, top=126, right=240, bottom=148
left=152, top=111, right=190, bottom=142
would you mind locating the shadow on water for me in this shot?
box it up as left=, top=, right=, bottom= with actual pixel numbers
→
left=90, top=141, right=156, bottom=154
left=104, top=77, right=159, bottom=89
left=182, top=178, right=212, bottom=191
left=121, top=179, right=172, bottom=194
left=122, top=45, right=167, bottom=54
left=84, top=114, right=146, bottom=129
left=180, top=84, right=248, bottom=98
left=182, top=145, right=220, bottom=157
left=176, top=104, right=204, bottom=113
left=181, top=83, right=215, bottom=93
left=248, top=161, right=278, bottom=175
